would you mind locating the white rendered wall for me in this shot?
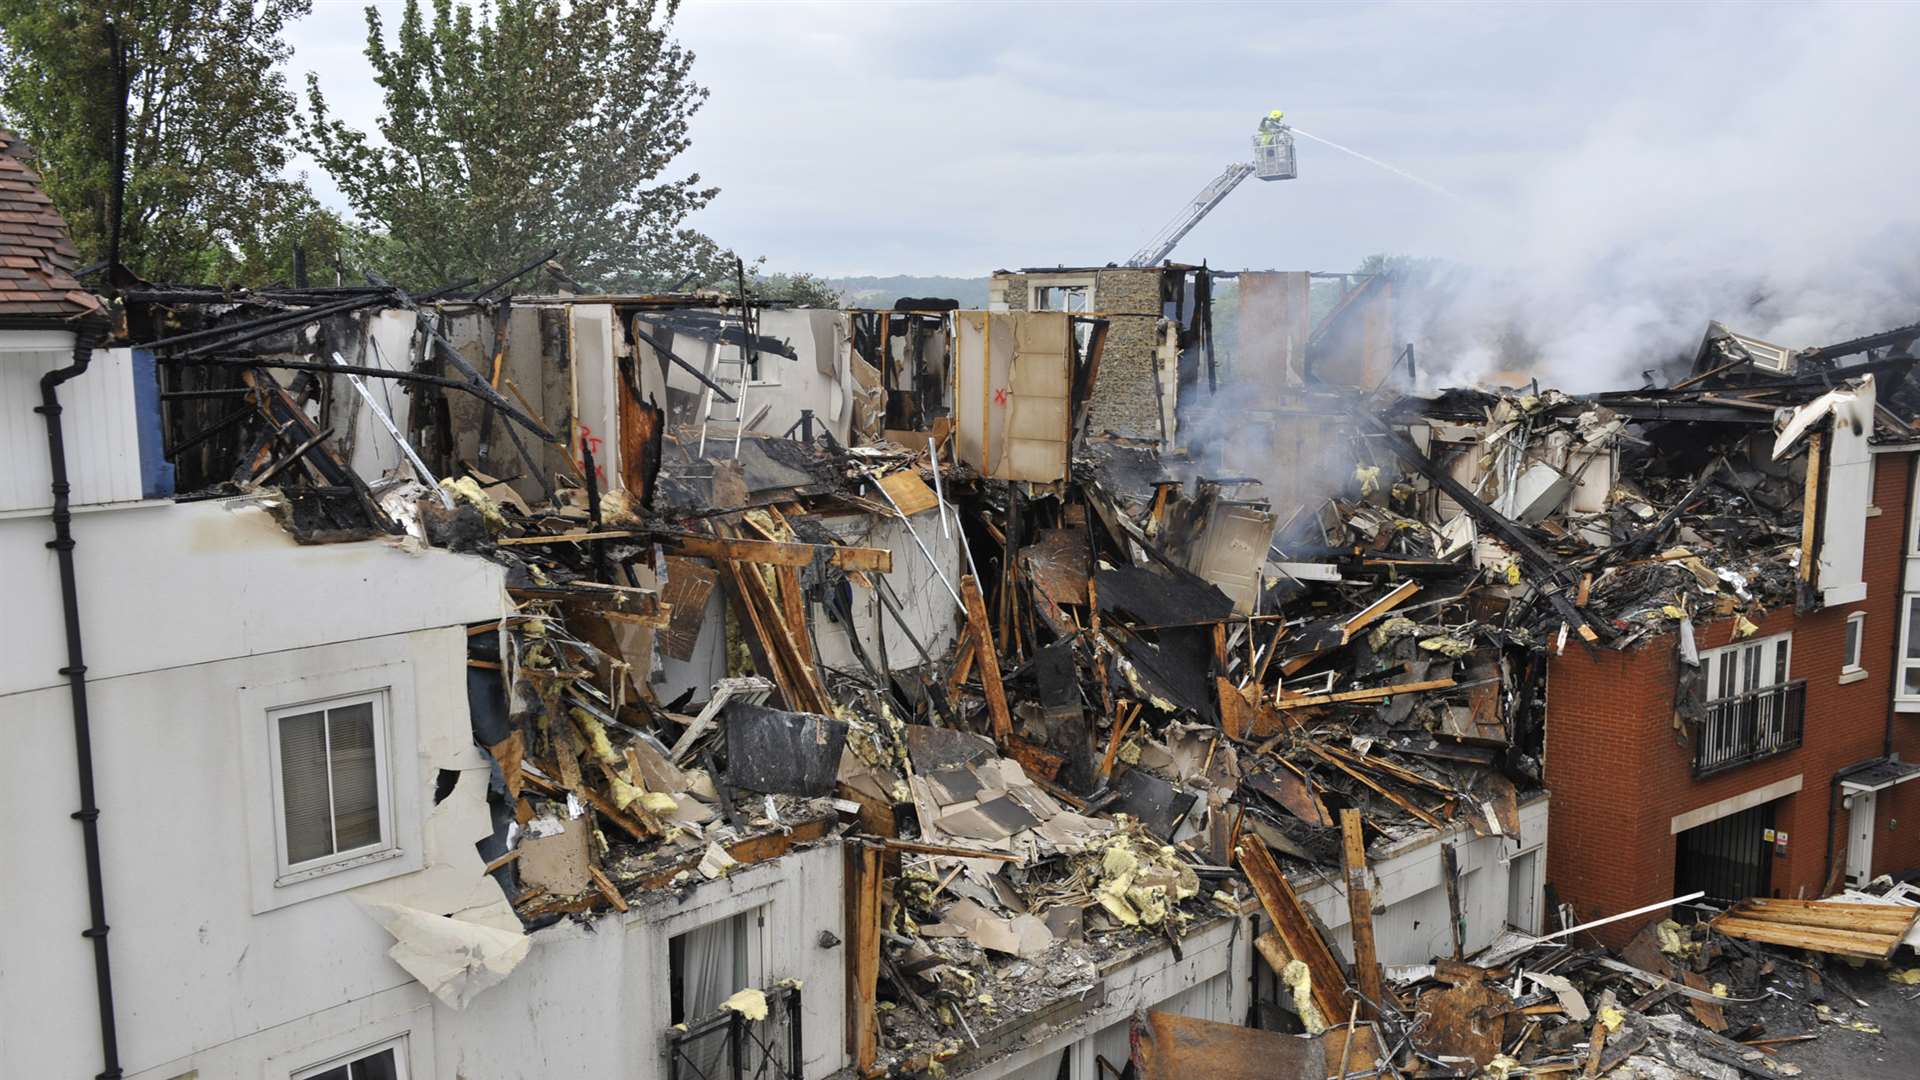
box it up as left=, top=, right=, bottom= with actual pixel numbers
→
left=437, top=839, right=852, bottom=1080
left=0, top=493, right=506, bottom=1079
left=658, top=308, right=853, bottom=446
left=0, top=497, right=505, bottom=698
left=1298, top=794, right=1550, bottom=967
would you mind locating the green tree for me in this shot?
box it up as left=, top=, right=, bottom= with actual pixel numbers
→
left=302, top=0, right=728, bottom=293
left=754, top=271, right=842, bottom=308
left=0, top=0, right=326, bottom=283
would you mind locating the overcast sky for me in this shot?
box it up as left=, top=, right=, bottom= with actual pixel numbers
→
left=288, top=1, right=1920, bottom=376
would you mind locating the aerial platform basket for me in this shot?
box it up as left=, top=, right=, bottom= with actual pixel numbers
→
left=1252, top=130, right=1297, bottom=181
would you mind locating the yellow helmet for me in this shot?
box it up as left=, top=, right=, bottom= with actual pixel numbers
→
left=1268, top=109, right=1285, bottom=121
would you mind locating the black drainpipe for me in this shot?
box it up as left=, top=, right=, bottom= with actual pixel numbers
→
left=36, top=323, right=122, bottom=1080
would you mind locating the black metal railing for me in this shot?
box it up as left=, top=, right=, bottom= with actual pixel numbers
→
left=1694, top=679, right=1806, bottom=777
left=668, top=985, right=803, bottom=1080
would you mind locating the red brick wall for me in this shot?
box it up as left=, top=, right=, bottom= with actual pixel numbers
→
left=1544, top=451, right=1916, bottom=947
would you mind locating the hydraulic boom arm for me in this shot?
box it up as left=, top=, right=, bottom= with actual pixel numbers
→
left=1125, top=161, right=1255, bottom=268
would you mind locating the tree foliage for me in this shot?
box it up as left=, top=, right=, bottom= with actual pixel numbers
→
left=302, top=0, right=729, bottom=292
left=0, top=0, right=333, bottom=283
left=754, top=271, right=842, bottom=309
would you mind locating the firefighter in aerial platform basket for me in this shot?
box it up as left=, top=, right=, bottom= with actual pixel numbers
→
left=1257, top=109, right=1287, bottom=146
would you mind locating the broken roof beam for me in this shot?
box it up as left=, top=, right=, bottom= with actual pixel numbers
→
left=1274, top=675, right=1455, bottom=710
left=1236, top=834, right=1349, bottom=1029
left=1338, top=579, right=1419, bottom=644
left=1339, top=809, right=1386, bottom=1021
left=659, top=532, right=893, bottom=573
left=960, top=574, right=1014, bottom=745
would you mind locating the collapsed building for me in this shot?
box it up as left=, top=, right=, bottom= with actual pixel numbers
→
left=5, top=123, right=1920, bottom=1080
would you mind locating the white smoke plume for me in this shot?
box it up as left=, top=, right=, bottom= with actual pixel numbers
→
left=1389, top=3, right=1920, bottom=391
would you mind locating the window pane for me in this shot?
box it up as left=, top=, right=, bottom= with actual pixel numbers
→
left=328, top=702, right=382, bottom=852
left=280, top=711, right=334, bottom=864
left=1773, top=640, right=1788, bottom=684
left=303, top=1066, right=349, bottom=1080
left=1844, top=619, right=1861, bottom=668
left=1908, top=598, right=1920, bottom=660
left=350, top=1048, right=399, bottom=1080
left=1906, top=664, right=1920, bottom=697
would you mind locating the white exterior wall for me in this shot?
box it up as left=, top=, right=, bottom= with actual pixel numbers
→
left=0, top=496, right=507, bottom=1080
left=440, top=839, right=851, bottom=1080
left=0, top=335, right=146, bottom=512
left=955, top=913, right=1253, bottom=1080
left=1818, top=378, right=1876, bottom=607
left=813, top=510, right=964, bottom=675
left=338, top=309, right=428, bottom=484
left=1298, top=794, right=1550, bottom=967
left=659, top=308, right=853, bottom=446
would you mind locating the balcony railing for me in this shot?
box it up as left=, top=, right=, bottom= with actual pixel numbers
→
left=668, top=984, right=803, bottom=1080
left=1694, top=679, right=1806, bottom=777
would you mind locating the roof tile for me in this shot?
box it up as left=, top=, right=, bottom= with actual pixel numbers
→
left=0, top=129, right=101, bottom=320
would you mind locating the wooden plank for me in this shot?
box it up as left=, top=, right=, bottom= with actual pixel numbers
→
left=487, top=731, right=525, bottom=801
left=1797, top=432, right=1822, bottom=584
left=1098, top=702, right=1142, bottom=783
left=1275, top=676, right=1456, bottom=710
left=663, top=532, right=893, bottom=573
left=882, top=838, right=1021, bottom=862
left=588, top=864, right=629, bottom=913
left=1319, top=741, right=1456, bottom=794
left=1682, top=970, right=1726, bottom=1032
left=1218, top=676, right=1254, bottom=741
left=947, top=634, right=976, bottom=695
left=877, top=470, right=939, bottom=517
left=496, top=528, right=649, bottom=546
left=1340, top=809, right=1385, bottom=1021
left=776, top=565, right=813, bottom=668
left=1734, top=903, right=1917, bottom=933
left=1582, top=989, right=1617, bottom=1077
left=1741, top=897, right=1919, bottom=930
left=847, top=840, right=884, bottom=1073
left=961, top=574, right=1013, bottom=743
left=1303, top=743, right=1448, bottom=829
left=728, top=552, right=830, bottom=715
left=1441, top=842, right=1464, bottom=961
left=1709, top=915, right=1900, bottom=959
left=1236, top=834, right=1348, bottom=1029
left=1339, top=580, right=1419, bottom=644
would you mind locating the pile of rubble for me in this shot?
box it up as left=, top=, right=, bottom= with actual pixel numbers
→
left=113, top=271, right=1920, bottom=1076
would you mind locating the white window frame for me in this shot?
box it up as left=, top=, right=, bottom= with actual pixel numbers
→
left=267, top=690, right=399, bottom=882
left=651, top=881, right=777, bottom=1035
left=1910, top=462, right=1920, bottom=555
left=1841, top=612, right=1867, bottom=683
left=292, top=1035, right=411, bottom=1080
left=240, top=660, right=423, bottom=913
left=1027, top=276, right=1095, bottom=313
left=1898, top=595, right=1920, bottom=708
left=1701, top=631, right=1792, bottom=702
